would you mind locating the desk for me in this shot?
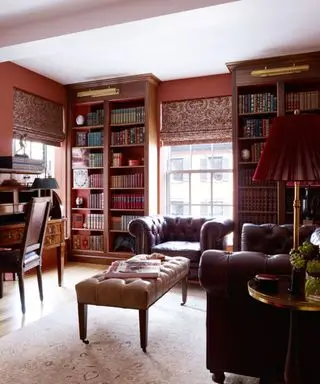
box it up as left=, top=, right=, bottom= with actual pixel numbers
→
left=248, top=278, right=320, bottom=384
left=0, top=218, right=65, bottom=286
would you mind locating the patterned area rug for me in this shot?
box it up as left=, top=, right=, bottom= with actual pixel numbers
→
left=0, top=286, right=259, bottom=384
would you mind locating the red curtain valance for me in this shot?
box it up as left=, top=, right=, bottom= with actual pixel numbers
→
left=160, top=96, right=232, bottom=146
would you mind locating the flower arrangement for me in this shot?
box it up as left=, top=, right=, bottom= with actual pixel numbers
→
left=289, top=241, right=320, bottom=275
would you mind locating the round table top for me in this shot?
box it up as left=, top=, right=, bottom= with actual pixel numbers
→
left=248, top=276, right=320, bottom=312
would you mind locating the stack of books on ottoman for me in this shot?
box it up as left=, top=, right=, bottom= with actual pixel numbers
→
left=105, top=259, right=161, bottom=279
left=102, top=254, right=166, bottom=280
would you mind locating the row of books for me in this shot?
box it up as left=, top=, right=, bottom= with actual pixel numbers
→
left=88, top=173, right=103, bottom=188
left=239, top=188, right=277, bottom=211
left=111, top=215, right=141, bottom=230
left=286, top=91, right=320, bottom=111
left=88, top=153, right=103, bottom=167
left=72, top=149, right=104, bottom=168
left=72, top=234, right=104, bottom=251
left=110, top=107, right=145, bottom=125
left=85, top=214, right=104, bottom=230
left=72, top=213, right=104, bottom=230
left=238, top=93, right=277, bottom=114
left=111, top=126, right=145, bottom=145
left=76, top=131, right=104, bottom=147
left=88, top=192, right=104, bottom=209
left=238, top=168, right=276, bottom=186
left=76, top=109, right=104, bottom=126
left=111, top=194, right=144, bottom=209
left=111, top=173, right=144, bottom=188
left=112, top=153, right=123, bottom=166
left=242, top=118, right=272, bottom=138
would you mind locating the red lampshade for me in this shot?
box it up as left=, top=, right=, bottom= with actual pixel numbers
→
left=253, top=114, right=320, bottom=182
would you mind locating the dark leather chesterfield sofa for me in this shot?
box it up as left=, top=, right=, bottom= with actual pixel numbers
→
left=199, top=223, right=320, bottom=384
left=128, top=215, right=234, bottom=281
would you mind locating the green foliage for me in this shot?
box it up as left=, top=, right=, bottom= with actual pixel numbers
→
left=289, top=241, right=320, bottom=270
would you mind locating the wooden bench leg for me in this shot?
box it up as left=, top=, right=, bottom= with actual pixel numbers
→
left=78, top=302, right=89, bottom=344
left=139, top=309, right=148, bottom=352
left=181, top=275, right=188, bottom=305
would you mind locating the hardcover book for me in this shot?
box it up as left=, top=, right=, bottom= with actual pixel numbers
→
left=104, top=259, right=161, bottom=279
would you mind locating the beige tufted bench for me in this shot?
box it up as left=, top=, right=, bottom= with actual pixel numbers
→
left=75, top=256, right=190, bottom=352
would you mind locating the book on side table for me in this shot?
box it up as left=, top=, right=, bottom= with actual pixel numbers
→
left=105, top=259, right=161, bottom=279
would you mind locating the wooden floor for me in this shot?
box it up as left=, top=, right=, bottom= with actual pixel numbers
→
left=0, top=262, right=105, bottom=339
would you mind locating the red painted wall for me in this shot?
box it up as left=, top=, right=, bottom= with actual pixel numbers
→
left=158, top=73, right=232, bottom=102
left=0, top=62, right=67, bottom=156
left=0, top=62, right=67, bottom=268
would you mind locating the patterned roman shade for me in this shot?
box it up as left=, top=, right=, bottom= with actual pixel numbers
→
left=160, top=96, right=232, bottom=146
left=13, top=88, right=65, bottom=146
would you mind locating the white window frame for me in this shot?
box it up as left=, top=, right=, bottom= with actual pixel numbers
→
left=160, top=143, right=233, bottom=218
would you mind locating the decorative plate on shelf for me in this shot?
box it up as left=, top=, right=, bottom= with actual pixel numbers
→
left=76, top=115, right=85, bottom=126
left=73, top=169, right=89, bottom=188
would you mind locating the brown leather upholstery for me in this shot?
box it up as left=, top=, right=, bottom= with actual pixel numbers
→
left=129, top=216, right=234, bottom=280
left=199, top=223, right=320, bottom=383
left=241, top=223, right=318, bottom=254
left=0, top=197, right=51, bottom=314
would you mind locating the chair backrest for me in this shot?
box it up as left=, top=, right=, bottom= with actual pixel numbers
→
left=241, top=223, right=318, bottom=254
left=21, top=197, right=51, bottom=256
left=163, top=216, right=213, bottom=242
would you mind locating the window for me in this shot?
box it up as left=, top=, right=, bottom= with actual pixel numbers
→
left=170, top=158, right=184, bottom=181
left=161, top=143, right=233, bottom=221
left=12, top=139, right=55, bottom=177
left=171, top=201, right=185, bottom=215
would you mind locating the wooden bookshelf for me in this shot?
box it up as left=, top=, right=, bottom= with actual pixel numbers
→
left=227, top=51, right=320, bottom=250
left=66, top=74, right=159, bottom=263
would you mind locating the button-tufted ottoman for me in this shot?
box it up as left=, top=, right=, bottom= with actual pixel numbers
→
left=75, top=256, right=190, bottom=352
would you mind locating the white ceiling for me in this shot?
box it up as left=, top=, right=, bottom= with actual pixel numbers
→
left=0, top=0, right=320, bottom=85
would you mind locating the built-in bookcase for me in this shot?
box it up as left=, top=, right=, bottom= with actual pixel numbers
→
left=70, top=102, right=106, bottom=256
left=107, top=100, right=146, bottom=258
left=67, top=75, right=159, bottom=264
left=237, top=86, right=278, bottom=234
left=228, top=51, right=320, bottom=250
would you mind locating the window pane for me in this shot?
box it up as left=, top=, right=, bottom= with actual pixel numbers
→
left=168, top=146, right=191, bottom=169
left=171, top=201, right=188, bottom=216
left=30, top=142, right=44, bottom=160
left=191, top=144, right=212, bottom=170
left=212, top=172, right=233, bottom=205
left=12, top=139, right=55, bottom=177
left=168, top=173, right=190, bottom=206
left=191, top=173, right=211, bottom=205
left=164, top=143, right=233, bottom=224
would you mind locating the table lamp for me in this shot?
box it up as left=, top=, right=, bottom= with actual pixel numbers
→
left=32, top=176, right=61, bottom=218
left=253, top=113, right=320, bottom=293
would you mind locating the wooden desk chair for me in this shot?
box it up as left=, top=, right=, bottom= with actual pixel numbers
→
left=0, top=197, right=51, bottom=314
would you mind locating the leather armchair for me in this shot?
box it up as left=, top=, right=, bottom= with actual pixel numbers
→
left=199, top=223, right=320, bottom=383
left=128, top=215, right=234, bottom=281
left=241, top=223, right=318, bottom=254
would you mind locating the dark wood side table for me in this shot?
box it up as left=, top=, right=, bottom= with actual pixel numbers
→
left=248, top=277, right=320, bottom=384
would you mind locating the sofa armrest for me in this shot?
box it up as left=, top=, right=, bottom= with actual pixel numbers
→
left=128, top=216, right=166, bottom=254
left=200, top=219, right=234, bottom=252
left=199, top=249, right=290, bottom=296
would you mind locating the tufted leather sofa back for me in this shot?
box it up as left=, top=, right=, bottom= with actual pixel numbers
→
left=241, top=223, right=318, bottom=254
left=162, top=216, right=209, bottom=242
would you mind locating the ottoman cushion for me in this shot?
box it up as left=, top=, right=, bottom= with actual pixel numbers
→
left=75, top=256, right=190, bottom=310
